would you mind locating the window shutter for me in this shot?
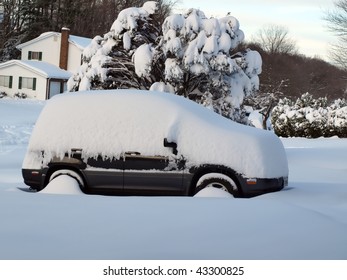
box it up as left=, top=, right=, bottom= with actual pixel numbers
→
left=18, top=77, right=22, bottom=89
left=32, top=78, right=36, bottom=90
left=28, top=51, right=32, bottom=60
left=39, top=52, right=42, bottom=61
left=9, top=76, right=13, bottom=88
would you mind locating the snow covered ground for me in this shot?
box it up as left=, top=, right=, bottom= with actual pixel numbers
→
left=0, top=98, right=347, bottom=260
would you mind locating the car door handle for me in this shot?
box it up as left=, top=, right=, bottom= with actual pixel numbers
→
left=125, top=151, right=141, bottom=156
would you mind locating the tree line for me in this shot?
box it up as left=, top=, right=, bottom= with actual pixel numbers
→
left=0, top=0, right=175, bottom=61
left=1, top=1, right=345, bottom=101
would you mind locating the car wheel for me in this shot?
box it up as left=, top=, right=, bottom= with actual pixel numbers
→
left=195, top=173, right=239, bottom=196
left=48, top=169, right=85, bottom=192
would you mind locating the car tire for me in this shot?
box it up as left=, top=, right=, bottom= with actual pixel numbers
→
left=195, top=173, right=239, bottom=196
left=48, top=169, right=85, bottom=192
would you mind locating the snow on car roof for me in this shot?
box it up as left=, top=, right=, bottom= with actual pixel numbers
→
left=23, top=90, right=288, bottom=178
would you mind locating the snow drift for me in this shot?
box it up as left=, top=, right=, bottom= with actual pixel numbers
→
left=1, top=98, right=347, bottom=260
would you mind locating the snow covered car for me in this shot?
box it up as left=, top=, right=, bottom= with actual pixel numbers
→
left=22, top=89, right=288, bottom=197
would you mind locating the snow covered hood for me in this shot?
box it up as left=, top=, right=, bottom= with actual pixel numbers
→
left=24, top=90, right=288, bottom=179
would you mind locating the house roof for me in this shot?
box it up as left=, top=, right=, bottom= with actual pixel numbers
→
left=0, top=60, right=72, bottom=79
left=69, top=35, right=92, bottom=49
left=16, top=32, right=92, bottom=50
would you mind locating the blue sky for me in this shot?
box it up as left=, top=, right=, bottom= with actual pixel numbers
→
left=176, top=0, right=336, bottom=60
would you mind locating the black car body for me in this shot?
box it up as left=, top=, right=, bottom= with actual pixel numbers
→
left=22, top=90, right=288, bottom=197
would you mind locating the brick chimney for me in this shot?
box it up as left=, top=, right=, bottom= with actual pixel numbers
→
left=59, top=27, right=70, bottom=70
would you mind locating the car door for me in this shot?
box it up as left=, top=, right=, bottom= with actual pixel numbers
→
left=85, top=155, right=124, bottom=193
left=123, top=151, right=184, bottom=195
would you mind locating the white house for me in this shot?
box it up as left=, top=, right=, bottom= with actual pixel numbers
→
left=0, top=28, right=91, bottom=100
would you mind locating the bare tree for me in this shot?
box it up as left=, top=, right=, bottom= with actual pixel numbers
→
left=324, top=0, right=347, bottom=69
left=244, top=79, right=287, bottom=130
left=253, top=24, right=297, bottom=55
left=0, top=0, right=27, bottom=61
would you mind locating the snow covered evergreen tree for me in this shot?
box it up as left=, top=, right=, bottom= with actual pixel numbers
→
left=68, top=1, right=262, bottom=122
left=156, top=9, right=262, bottom=121
left=68, top=1, right=160, bottom=91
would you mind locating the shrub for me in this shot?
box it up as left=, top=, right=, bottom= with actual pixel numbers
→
left=14, top=92, right=27, bottom=99
left=272, top=93, right=347, bottom=137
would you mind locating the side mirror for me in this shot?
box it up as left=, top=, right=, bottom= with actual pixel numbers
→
left=163, top=138, right=178, bottom=155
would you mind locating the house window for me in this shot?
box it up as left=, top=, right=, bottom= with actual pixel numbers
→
left=28, top=51, right=42, bottom=61
left=0, top=75, right=12, bottom=88
left=19, top=77, right=36, bottom=90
